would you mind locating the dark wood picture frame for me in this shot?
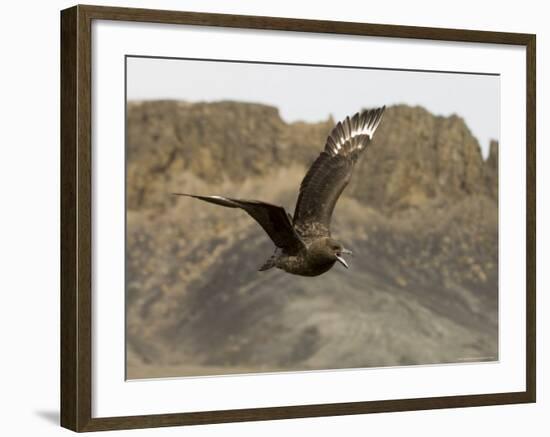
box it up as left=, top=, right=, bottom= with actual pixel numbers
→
left=60, top=4, right=536, bottom=432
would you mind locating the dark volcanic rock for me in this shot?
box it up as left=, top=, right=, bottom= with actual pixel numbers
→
left=125, top=100, right=499, bottom=378
left=484, top=139, right=499, bottom=200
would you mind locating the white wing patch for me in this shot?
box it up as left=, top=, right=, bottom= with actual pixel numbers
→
left=325, top=107, right=385, bottom=157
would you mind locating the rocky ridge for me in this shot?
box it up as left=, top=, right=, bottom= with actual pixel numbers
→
left=125, top=101, right=499, bottom=377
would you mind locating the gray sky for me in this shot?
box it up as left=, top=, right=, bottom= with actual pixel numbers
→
left=127, top=57, right=499, bottom=157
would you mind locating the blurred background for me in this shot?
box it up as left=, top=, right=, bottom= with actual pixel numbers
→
left=125, top=58, right=499, bottom=379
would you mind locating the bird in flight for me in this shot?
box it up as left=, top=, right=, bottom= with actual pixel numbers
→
left=174, top=107, right=385, bottom=276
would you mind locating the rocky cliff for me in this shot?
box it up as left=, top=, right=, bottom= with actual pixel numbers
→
left=125, top=101, right=499, bottom=378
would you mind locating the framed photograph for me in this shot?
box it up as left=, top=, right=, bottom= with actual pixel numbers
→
left=60, top=4, right=536, bottom=432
